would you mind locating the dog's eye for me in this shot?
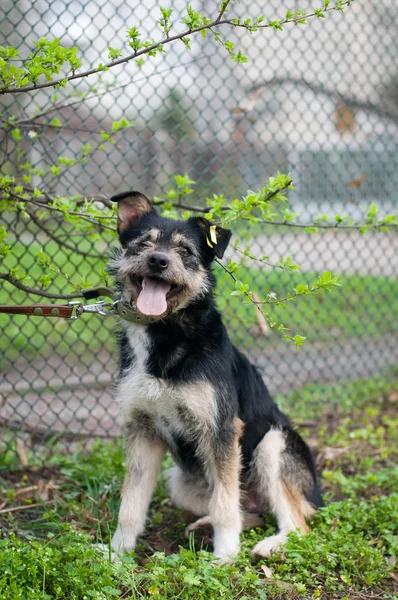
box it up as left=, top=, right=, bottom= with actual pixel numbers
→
left=180, top=245, right=193, bottom=256
left=137, top=240, right=152, bottom=250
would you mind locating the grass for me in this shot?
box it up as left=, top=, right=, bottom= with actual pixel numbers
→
left=1, top=373, right=398, bottom=599
left=1, top=238, right=398, bottom=367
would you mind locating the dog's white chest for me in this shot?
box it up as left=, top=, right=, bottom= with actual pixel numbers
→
left=117, top=325, right=217, bottom=431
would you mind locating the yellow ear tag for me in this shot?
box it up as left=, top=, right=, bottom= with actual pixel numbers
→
left=206, top=236, right=213, bottom=248
left=209, top=225, right=218, bottom=245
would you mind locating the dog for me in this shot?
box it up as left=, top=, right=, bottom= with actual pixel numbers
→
left=109, top=190, right=322, bottom=563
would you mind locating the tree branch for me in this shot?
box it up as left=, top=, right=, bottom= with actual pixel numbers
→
left=153, top=184, right=397, bottom=231
left=154, top=181, right=293, bottom=215
left=0, top=272, right=85, bottom=299
left=243, top=76, right=398, bottom=123
left=21, top=186, right=113, bottom=209
left=10, top=119, right=117, bottom=136
left=5, top=183, right=396, bottom=231
left=25, top=207, right=102, bottom=259
left=244, top=218, right=398, bottom=230
left=1, top=1, right=354, bottom=95
left=6, top=52, right=215, bottom=127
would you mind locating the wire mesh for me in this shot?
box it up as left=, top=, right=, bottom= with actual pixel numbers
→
left=1, top=0, right=398, bottom=455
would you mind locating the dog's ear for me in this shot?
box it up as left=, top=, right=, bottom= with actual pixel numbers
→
left=111, top=190, right=153, bottom=232
left=193, top=217, right=232, bottom=259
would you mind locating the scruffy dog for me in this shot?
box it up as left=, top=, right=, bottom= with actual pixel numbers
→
left=109, top=190, right=322, bottom=563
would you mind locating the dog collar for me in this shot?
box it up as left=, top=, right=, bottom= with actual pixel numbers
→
left=115, top=300, right=164, bottom=325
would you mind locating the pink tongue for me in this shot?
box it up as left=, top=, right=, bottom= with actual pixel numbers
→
left=136, top=277, right=171, bottom=317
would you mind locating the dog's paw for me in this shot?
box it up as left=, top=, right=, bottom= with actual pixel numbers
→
left=185, top=515, right=213, bottom=538
left=93, top=543, right=120, bottom=562
left=111, top=525, right=137, bottom=554
left=212, top=553, right=235, bottom=566
left=213, top=529, right=240, bottom=564
left=251, top=533, right=287, bottom=559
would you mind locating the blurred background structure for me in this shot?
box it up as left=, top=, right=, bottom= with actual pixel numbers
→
left=1, top=0, right=397, bottom=449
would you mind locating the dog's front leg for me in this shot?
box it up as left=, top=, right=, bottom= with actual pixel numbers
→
left=207, top=421, right=242, bottom=563
left=112, top=428, right=165, bottom=554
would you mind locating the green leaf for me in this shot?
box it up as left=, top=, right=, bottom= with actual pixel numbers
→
left=295, top=284, right=309, bottom=294
left=50, top=165, right=61, bottom=176
left=319, top=271, right=332, bottom=284
left=11, top=128, right=21, bottom=141
left=108, top=46, right=122, bottom=60
left=293, top=334, right=306, bottom=348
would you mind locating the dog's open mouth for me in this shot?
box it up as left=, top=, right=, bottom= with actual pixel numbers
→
left=134, top=276, right=180, bottom=317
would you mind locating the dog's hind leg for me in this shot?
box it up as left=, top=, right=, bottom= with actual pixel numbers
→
left=167, top=465, right=263, bottom=537
left=166, top=465, right=211, bottom=516
left=185, top=511, right=264, bottom=537
left=251, top=427, right=322, bottom=559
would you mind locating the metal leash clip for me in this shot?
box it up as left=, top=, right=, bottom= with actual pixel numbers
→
left=68, top=300, right=117, bottom=319
left=67, top=298, right=160, bottom=325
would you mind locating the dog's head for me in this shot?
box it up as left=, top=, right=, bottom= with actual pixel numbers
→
left=110, top=190, right=231, bottom=319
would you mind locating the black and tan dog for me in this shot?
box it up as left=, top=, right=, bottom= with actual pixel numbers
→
left=109, top=190, right=322, bottom=563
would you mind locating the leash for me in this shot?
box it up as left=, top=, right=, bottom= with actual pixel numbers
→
left=0, top=286, right=158, bottom=326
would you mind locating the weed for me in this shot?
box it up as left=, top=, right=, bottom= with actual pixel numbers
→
left=1, top=374, right=397, bottom=599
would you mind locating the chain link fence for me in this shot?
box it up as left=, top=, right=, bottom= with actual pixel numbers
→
left=1, top=0, right=398, bottom=454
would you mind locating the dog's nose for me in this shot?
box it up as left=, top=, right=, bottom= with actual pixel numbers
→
left=147, top=252, right=169, bottom=272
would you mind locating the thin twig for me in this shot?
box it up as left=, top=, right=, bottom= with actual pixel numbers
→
left=0, top=499, right=56, bottom=515
left=214, top=258, right=273, bottom=331
left=255, top=287, right=325, bottom=305
left=233, top=245, right=297, bottom=270
left=216, top=0, right=232, bottom=22
left=15, top=120, right=120, bottom=135
left=154, top=198, right=397, bottom=230
left=14, top=196, right=117, bottom=232
left=350, top=590, right=391, bottom=600
left=14, top=486, right=39, bottom=497
left=245, top=218, right=398, bottom=230
left=99, top=478, right=117, bottom=503
left=252, top=291, right=270, bottom=336
left=153, top=199, right=208, bottom=213
left=16, top=438, right=28, bottom=466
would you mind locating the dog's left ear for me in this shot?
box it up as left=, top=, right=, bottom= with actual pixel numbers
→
left=194, top=217, right=232, bottom=259
left=111, top=190, right=153, bottom=232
